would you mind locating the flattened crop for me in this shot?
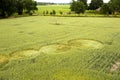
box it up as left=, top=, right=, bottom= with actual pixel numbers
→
left=0, top=38, right=104, bottom=63
left=11, top=50, right=40, bottom=60
left=68, top=39, right=104, bottom=49
left=39, top=44, right=71, bottom=54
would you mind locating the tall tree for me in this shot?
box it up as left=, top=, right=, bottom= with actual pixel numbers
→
left=101, top=3, right=112, bottom=15
left=74, top=1, right=86, bottom=14
left=16, top=0, right=24, bottom=15
left=89, top=0, right=103, bottom=10
left=78, top=0, right=87, bottom=8
left=0, top=0, right=6, bottom=17
left=110, top=0, right=120, bottom=13
left=70, top=0, right=76, bottom=11
left=0, top=0, right=17, bottom=17
left=24, top=0, right=38, bottom=15
left=0, top=0, right=38, bottom=17
left=70, top=0, right=86, bottom=14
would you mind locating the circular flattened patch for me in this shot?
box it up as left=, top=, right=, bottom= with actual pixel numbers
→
left=39, top=44, right=71, bottom=54
left=11, top=50, right=39, bottom=60
left=68, top=39, right=103, bottom=49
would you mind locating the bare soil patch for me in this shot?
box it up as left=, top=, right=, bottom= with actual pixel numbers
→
left=110, top=60, right=120, bottom=72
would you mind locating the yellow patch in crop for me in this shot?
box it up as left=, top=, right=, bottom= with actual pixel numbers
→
left=0, top=55, right=9, bottom=63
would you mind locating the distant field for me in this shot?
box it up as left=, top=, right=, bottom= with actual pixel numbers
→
left=37, top=5, right=120, bottom=17
left=0, top=16, right=120, bottom=80
left=37, top=5, right=70, bottom=15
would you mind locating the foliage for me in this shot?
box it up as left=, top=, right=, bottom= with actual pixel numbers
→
left=16, top=0, right=24, bottom=15
left=109, top=0, right=120, bottom=13
left=50, top=12, right=53, bottom=15
left=24, top=0, right=38, bottom=15
left=89, top=0, right=103, bottom=10
left=0, top=0, right=17, bottom=17
left=78, top=0, right=87, bottom=8
left=59, top=11, right=63, bottom=15
left=0, top=0, right=38, bottom=17
left=70, top=1, right=86, bottom=14
left=37, top=2, right=55, bottom=5
left=75, top=1, right=86, bottom=14
left=100, top=0, right=120, bottom=15
left=70, top=0, right=77, bottom=11
left=52, top=10, right=56, bottom=15
left=101, top=3, right=111, bottom=15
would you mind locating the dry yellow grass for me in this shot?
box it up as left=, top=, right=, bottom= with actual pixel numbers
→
left=0, top=55, right=9, bottom=63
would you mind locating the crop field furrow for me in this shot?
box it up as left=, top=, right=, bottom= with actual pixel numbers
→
left=87, top=51, right=112, bottom=70
left=100, top=53, right=117, bottom=72
left=84, top=52, right=101, bottom=68
left=87, top=53, right=103, bottom=69
left=0, top=15, right=120, bottom=80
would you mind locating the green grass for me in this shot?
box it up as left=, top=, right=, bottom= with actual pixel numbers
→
left=0, top=16, right=120, bottom=80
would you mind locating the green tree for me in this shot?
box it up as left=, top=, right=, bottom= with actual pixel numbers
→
left=16, top=0, right=24, bottom=15
left=70, top=0, right=86, bottom=14
left=52, top=10, right=56, bottom=15
left=24, top=0, right=38, bottom=15
left=70, top=0, right=76, bottom=11
left=50, top=12, right=53, bottom=15
left=0, top=0, right=17, bottom=17
left=110, top=0, right=120, bottom=13
left=74, top=1, right=86, bottom=14
left=78, top=0, right=87, bottom=8
left=0, top=0, right=38, bottom=17
left=101, top=3, right=111, bottom=15
left=59, top=11, right=63, bottom=15
left=89, top=0, right=103, bottom=10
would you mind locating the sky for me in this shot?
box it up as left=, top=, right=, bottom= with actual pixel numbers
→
left=36, top=0, right=110, bottom=3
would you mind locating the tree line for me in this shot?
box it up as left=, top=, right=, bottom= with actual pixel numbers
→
left=37, top=2, right=69, bottom=5
left=70, top=0, right=120, bottom=15
left=0, top=0, right=38, bottom=18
